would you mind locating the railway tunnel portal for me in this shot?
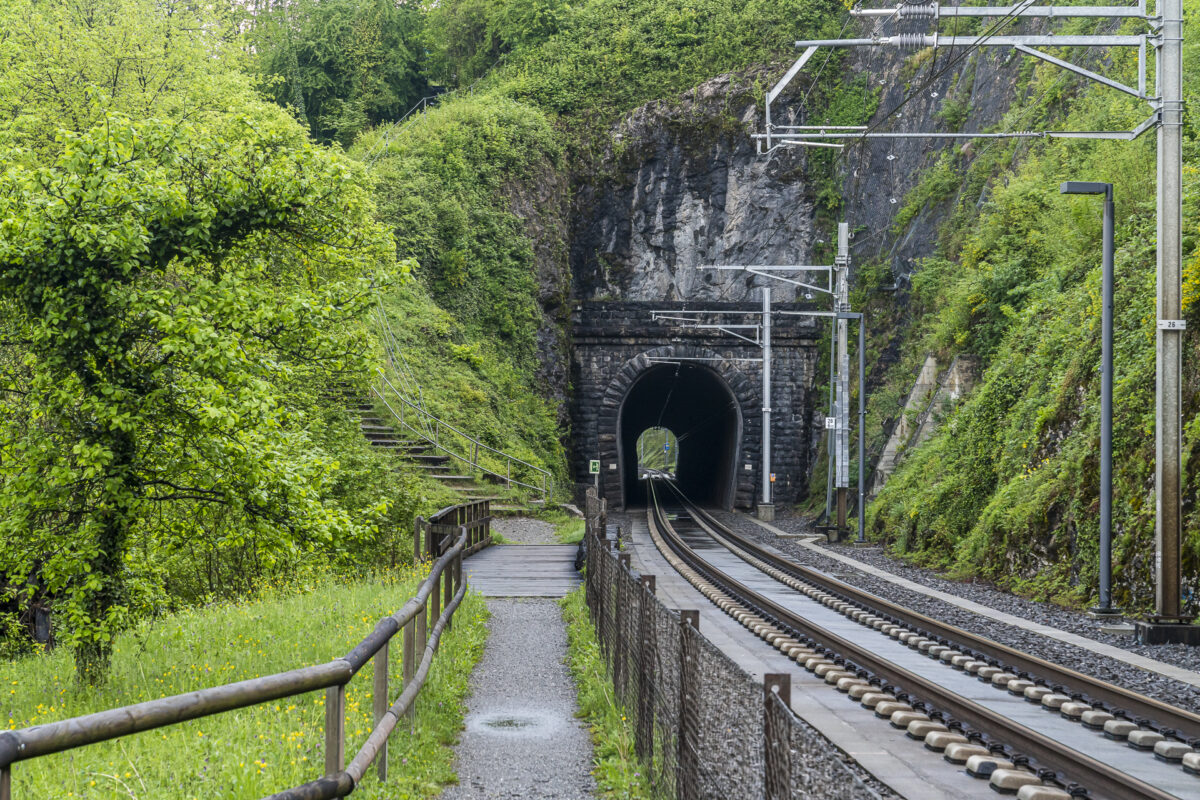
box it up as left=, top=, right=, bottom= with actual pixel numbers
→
left=571, top=301, right=822, bottom=510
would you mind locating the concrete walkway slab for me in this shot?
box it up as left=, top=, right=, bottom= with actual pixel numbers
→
left=465, top=545, right=580, bottom=597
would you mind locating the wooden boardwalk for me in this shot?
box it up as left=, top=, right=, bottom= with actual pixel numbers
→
left=465, top=544, right=581, bottom=597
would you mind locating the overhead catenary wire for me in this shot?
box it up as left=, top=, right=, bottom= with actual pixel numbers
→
left=836, top=0, right=1043, bottom=157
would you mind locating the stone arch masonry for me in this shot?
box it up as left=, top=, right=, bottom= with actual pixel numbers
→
left=571, top=301, right=822, bottom=509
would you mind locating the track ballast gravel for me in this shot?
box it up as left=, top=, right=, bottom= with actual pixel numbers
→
left=705, top=510, right=1200, bottom=716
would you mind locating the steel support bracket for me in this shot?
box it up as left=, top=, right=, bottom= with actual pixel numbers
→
left=1014, top=44, right=1147, bottom=100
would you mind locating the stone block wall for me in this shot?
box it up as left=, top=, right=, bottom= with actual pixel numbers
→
left=570, top=300, right=821, bottom=509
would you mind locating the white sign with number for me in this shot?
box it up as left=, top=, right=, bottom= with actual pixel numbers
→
left=1158, top=319, right=1188, bottom=330
left=824, top=417, right=837, bottom=429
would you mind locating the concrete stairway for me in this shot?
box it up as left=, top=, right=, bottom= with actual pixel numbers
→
left=351, top=399, right=538, bottom=514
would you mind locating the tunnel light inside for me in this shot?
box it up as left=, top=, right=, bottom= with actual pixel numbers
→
left=636, top=426, right=678, bottom=480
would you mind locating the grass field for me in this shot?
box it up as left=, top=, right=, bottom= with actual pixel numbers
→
left=2, top=568, right=488, bottom=799
left=560, top=586, right=650, bottom=799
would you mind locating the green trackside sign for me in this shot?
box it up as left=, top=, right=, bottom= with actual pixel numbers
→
left=589, top=459, right=601, bottom=475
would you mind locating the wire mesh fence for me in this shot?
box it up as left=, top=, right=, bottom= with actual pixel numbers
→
left=582, top=488, right=891, bottom=800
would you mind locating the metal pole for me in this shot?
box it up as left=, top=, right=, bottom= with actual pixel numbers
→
left=1154, top=0, right=1184, bottom=624
left=762, top=286, right=772, bottom=510
left=824, top=298, right=837, bottom=522
left=1100, top=186, right=1115, bottom=613
left=858, top=316, right=867, bottom=544
left=835, top=223, right=851, bottom=533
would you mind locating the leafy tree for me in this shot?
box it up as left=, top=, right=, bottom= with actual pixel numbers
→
left=249, top=0, right=428, bottom=146
left=0, top=0, right=252, bottom=155
left=421, top=0, right=568, bottom=88
left=0, top=113, right=395, bottom=682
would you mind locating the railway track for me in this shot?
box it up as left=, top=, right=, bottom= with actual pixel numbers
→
left=645, top=479, right=1200, bottom=800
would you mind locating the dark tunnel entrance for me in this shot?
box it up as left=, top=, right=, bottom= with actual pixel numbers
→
left=619, top=362, right=742, bottom=509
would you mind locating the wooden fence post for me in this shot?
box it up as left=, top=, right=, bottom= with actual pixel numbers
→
left=430, top=566, right=442, bottom=647
left=413, top=517, right=423, bottom=561
left=416, top=599, right=427, bottom=677
left=1, top=765, right=10, bottom=800
left=636, top=575, right=656, bottom=762
left=678, top=610, right=700, bottom=800
left=456, top=548, right=463, bottom=590
left=764, top=674, right=793, bottom=800
left=324, top=684, right=345, bottom=776
left=403, top=619, right=416, bottom=723
left=585, top=520, right=596, bottom=615
left=374, top=642, right=389, bottom=782
left=614, top=555, right=630, bottom=699
left=445, top=532, right=460, bottom=630
left=595, top=538, right=607, bottom=655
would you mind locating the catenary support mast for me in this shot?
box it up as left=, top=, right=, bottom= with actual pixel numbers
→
left=757, top=2, right=1192, bottom=639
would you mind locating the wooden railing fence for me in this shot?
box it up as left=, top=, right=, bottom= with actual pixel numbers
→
left=0, top=501, right=493, bottom=800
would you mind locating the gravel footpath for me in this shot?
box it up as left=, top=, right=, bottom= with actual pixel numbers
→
left=491, top=517, right=558, bottom=545
left=708, top=510, right=1200, bottom=714
left=440, top=598, right=595, bottom=800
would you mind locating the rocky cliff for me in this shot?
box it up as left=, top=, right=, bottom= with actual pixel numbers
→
left=570, top=73, right=820, bottom=304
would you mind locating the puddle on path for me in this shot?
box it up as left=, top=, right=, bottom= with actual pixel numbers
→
left=469, top=710, right=563, bottom=737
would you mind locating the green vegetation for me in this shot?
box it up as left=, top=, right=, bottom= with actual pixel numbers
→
left=862, top=11, right=1200, bottom=612
left=249, top=0, right=428, bottom=146
left=362, top=98, right=562, bottom=360
left=635, top=427, right=678, bottom=474
left=536, top=508, right=587, bottom=543
left=1, top=0, right=870, bottom=678
left=424, top=0, right=845, bottom=118
left=0, top=0, right=428, bottom=681
left=3, top=568, right=489, bottom=798
left=0, top=111, right=399, bottom=680
left=374, top=275, right=564, bottom=488
left=561, top=586, right=651, bottom=799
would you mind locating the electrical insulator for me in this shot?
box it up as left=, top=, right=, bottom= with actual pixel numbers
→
left=891, top=33, right=931, bottom=50
left=897, top=2, right=938, bottom=19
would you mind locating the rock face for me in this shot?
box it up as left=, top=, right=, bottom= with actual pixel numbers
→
left=562, top=22, right=1048, bottom=501
left=571, top=73, right=821, bottom=304
left=568, top=74, right=829, bottom=505
left=834, top=30, right=1051, bottom=283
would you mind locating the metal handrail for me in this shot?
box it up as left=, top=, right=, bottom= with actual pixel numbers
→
left=0, top=509, right=491, bottom=800
left=372, top=371, right=552, bottom=498
left=374, top=302, right=434, bottom=441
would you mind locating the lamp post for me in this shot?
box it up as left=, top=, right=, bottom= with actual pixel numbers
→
left=1060, top=181, right=1117, bottom=617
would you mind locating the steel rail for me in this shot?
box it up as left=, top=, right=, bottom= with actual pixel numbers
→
left=647, top=482, right=1177, bottom=800
left=671, top=491, right=1200, bottom=742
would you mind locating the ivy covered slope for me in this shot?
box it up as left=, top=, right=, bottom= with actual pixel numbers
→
left=352, top=97, right=568, bottom=490
left=866, top=7, right=1200, bottom=613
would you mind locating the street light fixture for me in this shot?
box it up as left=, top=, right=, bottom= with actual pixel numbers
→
left=1060, top=181, right=1118, bottom=617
